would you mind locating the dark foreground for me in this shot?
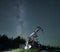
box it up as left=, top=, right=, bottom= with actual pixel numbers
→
left=1, top=49, right=60, bottom=52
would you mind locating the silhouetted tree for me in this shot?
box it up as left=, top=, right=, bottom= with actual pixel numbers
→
left=0, top=34, right=26, bottom=51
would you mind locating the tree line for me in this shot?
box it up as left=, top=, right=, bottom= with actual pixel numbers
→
left=0, top=34, right=26, bottom=51
left=0, top=34, right=60, bottom=51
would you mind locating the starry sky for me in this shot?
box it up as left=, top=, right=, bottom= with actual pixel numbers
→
left=0, top=0, right=60, bottom=47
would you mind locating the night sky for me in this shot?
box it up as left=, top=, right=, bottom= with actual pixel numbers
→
left=0, top=0, right=60, bottom=47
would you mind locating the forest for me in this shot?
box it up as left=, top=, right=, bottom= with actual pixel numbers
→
left=0, top=34, right=25, bottom=51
